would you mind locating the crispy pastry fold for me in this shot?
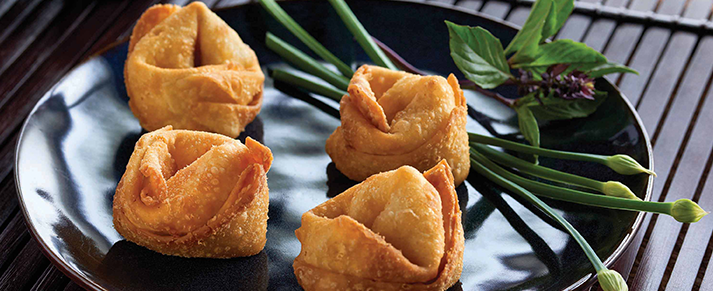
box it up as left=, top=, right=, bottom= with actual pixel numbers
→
left=124, top=2, right=264, bottom=138
left=112, top=126, right=272, bottom=258
left=293, top=160, right=464, bottom=291
left=326, top=65, right=470, bottom=185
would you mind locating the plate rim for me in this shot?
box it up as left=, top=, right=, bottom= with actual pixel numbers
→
left=13, top=1, right=654, bottom=290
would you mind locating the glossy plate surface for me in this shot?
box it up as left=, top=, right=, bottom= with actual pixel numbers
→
left=15, top=1, right=653, bottom=290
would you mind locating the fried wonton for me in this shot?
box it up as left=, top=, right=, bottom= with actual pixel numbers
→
left=124, top=2, right=264, bottom=138
left=112, top=126, right=272, bottom=258
left=326, top=65, right=470, bottom=185
left=293, top=160, right=464, bottom=291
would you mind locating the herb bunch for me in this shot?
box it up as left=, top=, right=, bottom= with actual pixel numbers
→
left=446, top=0, right=637, bottom=151
left=256, top=0, right=707, bottom=290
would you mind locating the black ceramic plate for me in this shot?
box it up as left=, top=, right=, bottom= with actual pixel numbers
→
left=15, top=1, right=653, bottom=290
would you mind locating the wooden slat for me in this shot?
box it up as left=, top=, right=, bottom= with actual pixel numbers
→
left=598, top=0, right=643, bottom=82
left=607, top=1, right=700, bottom=285
left=601, top=24, right=643, bottom=81
left=628, top=0, right=658, bottom=12
left=621, top=38, right=697, bottom=289
left=581, top=19, right=616, bottom=51
left=506, top=6, right=531, bottom=27
left=700, top=215, right=713, bottom=290
left=648, top=35, right=709, bottom=146
left=0, top=0, right=43, bottom=45
left=0, top=0, right=137, bottom=149
left=0, top=134, right=19, bottom=186
left=662, top=39, right=713, bottom=291
left=0, top=0, right=63, bottom=77
left=636, top=32, right=697, bottom=137
left=85, top=0, right=156, bottom=56
left=656, top=0, right=687, bottom=16
left=0, top=240, right=50, bottom=290
left=603, top=0, right=629, bottom=7
left=455, top=0, right=483, bottom=11
left=555, top=14, right=591, bottom=41
left=683, top=0, right=713, bottom=19
left=0, top=0, right=19, bottom=19
left=0, top=215, right=30, bottom=273
left=30, top=263, right=70, bottom=291
left=0, top=1, right=94, bottom=110
left=666, top=120, right=713, bottom=288
left=87, top=0, right=224, bottom=53
left=479, top=1, right=511, bottom=19
left=628, top=36, right=713, bottom=291
left=0, top=176, right=18, bottom=231
left=617, top=27, right=669, bottom=105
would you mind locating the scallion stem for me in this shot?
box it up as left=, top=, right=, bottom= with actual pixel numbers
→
left=266, top=32, right=350, bottom=91
left=473, top=143, right=612, bottom=194
left=327, top=0, right=398, bottom=70
left=469, top=132, right=655, bottom=176
left=258, top=0, right=354, bottom=77
left=469, top=132, right=603, bottom=163
left=469, top=149, right=674, bottom=215
left=469, top=151, right=607, bottom=272
left=271, top=69, right=346, bottom=102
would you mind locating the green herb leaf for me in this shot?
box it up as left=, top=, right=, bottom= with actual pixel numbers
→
left=446, top=21, right=513, bottom=89
left=585, top=62, right=639, bottom=78
left=514, top=39, right=607, bottom=68
left=541, top=0, right=575, bottom=39
left=526, top=90, right=608, bottom=121
left=505, top=0, right=553, bottom=63
left=515, top=101, right=541, bottom=148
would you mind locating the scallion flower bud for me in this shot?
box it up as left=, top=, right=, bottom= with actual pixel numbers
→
left=597, top=269, right=628, bottom=291
left=601, top=181, right=640, bottom=200
left=671, top=199, right=708, bottom=223
left=604, top=154, right=656, bottom=176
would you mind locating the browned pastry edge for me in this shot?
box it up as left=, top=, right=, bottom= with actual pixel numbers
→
left=326, top=104, right=471, bottom=185
left=112, top=128, right=271, bottom=258
left=293, top=161, right=464, bottom=291
left=123, top=2, right=264, bottom=138
left=114, top=164, right=268, bottom=258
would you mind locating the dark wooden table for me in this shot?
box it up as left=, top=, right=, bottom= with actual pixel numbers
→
left=1, top=0, right=712, bottom=290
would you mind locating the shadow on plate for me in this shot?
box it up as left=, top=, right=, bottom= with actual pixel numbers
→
left=465, top=172, right=563, bottom=280
left=99, top=241, right=269, bottom=291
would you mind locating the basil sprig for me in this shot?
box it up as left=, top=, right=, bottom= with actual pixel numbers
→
left=447, top=0, right=638, bottom=153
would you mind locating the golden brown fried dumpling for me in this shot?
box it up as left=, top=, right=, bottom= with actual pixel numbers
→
left=124, top=2, right=264, bottom=138
left=326, top=65, right=470, bottom=185
left=112, top=126, right=272, bottom=258
left=293, top=160, right=464, bottom=291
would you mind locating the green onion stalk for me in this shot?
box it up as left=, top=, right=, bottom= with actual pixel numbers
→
left=469, top=148, right=707, bottom=223
left=472, top=143, right=639, bottom=200
left=469, top=132, right=656, bottom=176
left=271, top=69, right=346, bottom=102
left=326, top=0, right=397, bottom=70
left=258, top=0, right=354, bottom=77
left=469, top=150, right=628, bottom=291
left=266, top=32, right=350, bottom=90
